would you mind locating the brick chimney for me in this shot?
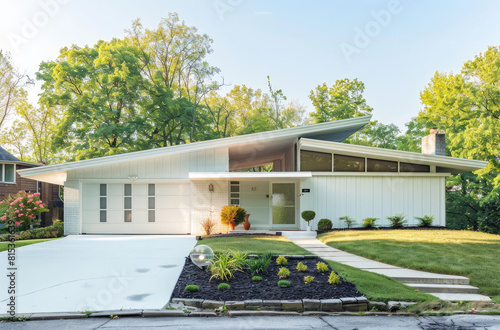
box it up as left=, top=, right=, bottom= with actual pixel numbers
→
left=422, top=128, right=445, bottom=156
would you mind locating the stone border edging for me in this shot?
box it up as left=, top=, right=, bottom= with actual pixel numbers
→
left=171, top=296, right=370, bottom=312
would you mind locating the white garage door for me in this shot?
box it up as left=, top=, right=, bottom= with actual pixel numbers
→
left=81, top=183, right=191, bottom=234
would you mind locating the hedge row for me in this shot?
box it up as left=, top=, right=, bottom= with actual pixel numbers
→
left=0, top=221, right=64, bottom=241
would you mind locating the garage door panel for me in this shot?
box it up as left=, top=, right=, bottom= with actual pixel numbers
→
left=83, top=196, right=99, bottom=211
left=132, top=210, right=148, bottom=223
left=108, top=210, right=123, bottom=223
left=156, top=184, right=190, bottom=196
left=108, top=184, right=123, bottom=196
left=133, top=184, right=147, bottom=196
left=156, top=208, right=189, bottom=221
left=156, top=196, right=190, bottom=209
left=82, top=184, right=99, bottom=196
left=107, top=196, right=123, bottom=211
left=132, top=196, right=147, bottom=210
left=83, top=210, right=99, bottom=223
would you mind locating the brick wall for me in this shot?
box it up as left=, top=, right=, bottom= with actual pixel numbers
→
left=0, top=164, right=37, bottom=201
left=63, top=180, right=80, bottom=235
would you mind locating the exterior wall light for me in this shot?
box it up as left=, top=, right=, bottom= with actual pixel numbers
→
left=189, top=245, right=214, bottom=269
left=128, top=176, right=138, bottom=182
left=208, top=183, right=214, bottom=192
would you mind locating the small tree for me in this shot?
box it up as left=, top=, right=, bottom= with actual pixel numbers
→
left=301, top=210, right=316, bottom=226
left=0, top=191, right=49, bottom=231
left=339, top=216, right=356, bottom=229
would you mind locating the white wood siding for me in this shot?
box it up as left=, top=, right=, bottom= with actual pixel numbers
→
left=300, top=176, right=446, bottom=229
left=81, top=183, right=191, bottom=234
left=67, top=148, right=229, bottom=180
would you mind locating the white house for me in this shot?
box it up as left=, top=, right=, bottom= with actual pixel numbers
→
left=18, top=116, right=488, bottom=235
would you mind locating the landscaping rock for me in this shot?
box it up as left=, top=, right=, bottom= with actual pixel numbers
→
left=188, top=311, right=217, bottom=317
left=225, top=301, right=245, bottom=310
left=202, top=300, right=224, bottom=309
left=321, top=299, right=342, bottom=312
left=229, top=311, right=301, bottom=316
left=281, top=300, right=303, bottom=311
left=302, top=299, right=321, bottom=311
left=262, top=300, right=282, bottom=310
left=342, top=303, right=368, bottom=312
left=387, top=301, right=417, bottom=312
left=172, top=298, right=204, bottom=308
left=143, top=310, right=188, bottom=317
left=339, top=297, right=357, bottom=304
left=245, top=299, right=263, bottom=310
left=368, top=301, right=388, bottom=311
left=355, top=296, right=369, bottom=303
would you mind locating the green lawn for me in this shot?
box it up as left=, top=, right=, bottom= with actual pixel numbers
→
left=197, top=235, right=435, bottom=302
left=318, top=230, right=500, bottom=302
left=197, top=235, right=312, bottom=255
left=0, top=238, right=59, bottom=252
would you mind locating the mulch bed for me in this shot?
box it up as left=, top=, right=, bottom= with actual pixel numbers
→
left=171, top=256, right=363, bottom=301
left=317, top=226, right=450, bottom=235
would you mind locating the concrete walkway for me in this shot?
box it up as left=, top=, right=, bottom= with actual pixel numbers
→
left=289, top=238, right=491, bottom=302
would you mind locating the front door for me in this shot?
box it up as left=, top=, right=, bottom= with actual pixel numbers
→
left=270, top=183, right=297, bottom=229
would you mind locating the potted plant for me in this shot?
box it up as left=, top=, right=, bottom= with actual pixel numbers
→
left=301, top=210, right=316, bottom=231
left=220, top=205, right=247, bottom=230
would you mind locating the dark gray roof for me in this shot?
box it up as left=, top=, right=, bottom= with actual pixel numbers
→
left=0, top=146, right=20, bottom=162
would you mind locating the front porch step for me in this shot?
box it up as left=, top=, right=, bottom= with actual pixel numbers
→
left=404, top=283, right=480, bottom=294
left=280, top=231, right=318, bottom=239
left=430, top=293, right=491, bottom=302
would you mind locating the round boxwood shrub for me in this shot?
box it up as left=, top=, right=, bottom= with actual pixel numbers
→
left=252, top=276, right=262, bottom=281
left=278, top=280, right=291, bottom=288
left=184, top=285, right=199, bottom=292
left=317, top=218, right=333, bottom=231
left=301, top=210, right=316, bottom=223
left=218, top=283, right=231, bottom=290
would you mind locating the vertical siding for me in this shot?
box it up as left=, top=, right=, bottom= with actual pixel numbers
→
left=300, top=176, right=446, bottom=229
left=65, top=147, right=229, bottom=180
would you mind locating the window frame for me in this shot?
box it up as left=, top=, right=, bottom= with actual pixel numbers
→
left=0, top=163, right=16, bottom=184
left=300, top=150, right=333, bottom=172
left=99, top=184, right=107, bottom=222
left=148, top=184, right=155, bottom=223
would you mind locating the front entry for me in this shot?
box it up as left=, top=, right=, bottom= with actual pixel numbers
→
left=271, top=183, right=297, bottom=229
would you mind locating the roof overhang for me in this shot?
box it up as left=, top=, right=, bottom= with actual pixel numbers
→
left=299, top=138, right=489, bottom=174
left=18, top=116, right=371, bottom=185
left=189, top=172, right=312, bottom=181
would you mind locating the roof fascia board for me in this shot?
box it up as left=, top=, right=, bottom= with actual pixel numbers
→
left=299, top=138, right=488, bottom=170
left=18, top=116, right=371, bottom=178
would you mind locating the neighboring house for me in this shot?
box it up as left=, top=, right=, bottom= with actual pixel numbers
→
left=18, top=116, right=488, bottom=235
left=0, top=146, right=63, bottom=226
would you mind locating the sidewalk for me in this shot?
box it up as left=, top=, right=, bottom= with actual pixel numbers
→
left=289, top=238, right=491, bottom=302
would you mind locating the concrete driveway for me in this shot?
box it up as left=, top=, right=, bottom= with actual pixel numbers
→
left=0, top=235, right=196, bottom=313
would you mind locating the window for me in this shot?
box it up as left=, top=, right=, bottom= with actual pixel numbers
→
left=99, top=184, right=107, bottom=222
left=230, top=181, right=240, bottom=205
left=400, top=162, right=430, bottom=173
left=334, top=154, right=365, bottom=172
left=148, top=184, right=155, bottom=223
left=124, top=184, right=132, bottom=222
left=300, top=150, right=332, bottom=171
left=0, top=164, right=15, bottom=183
left=367, top=159, right=398, bottom=172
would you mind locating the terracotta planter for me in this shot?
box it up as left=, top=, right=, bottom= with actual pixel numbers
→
left=243, top=214, right=251, bottom=230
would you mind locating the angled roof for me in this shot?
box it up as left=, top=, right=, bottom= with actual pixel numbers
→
left=299, top=138, right=488, bottom=174
left=18, top=116, right=372, bottom=184
left=0, top=146, right=20, bottom=162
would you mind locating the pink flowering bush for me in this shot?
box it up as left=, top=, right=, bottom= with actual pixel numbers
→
left=1, top=191, right=49, bottom=231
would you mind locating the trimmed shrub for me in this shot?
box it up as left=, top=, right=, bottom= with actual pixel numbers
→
left=252, top=276, right=262, bottom=281
left=278, top=280, right=291, bottom=288
left=339, top=216, right=356, bottom=229
left=220, top=205, right=247, bottom=226
left=296, top=262, right=307, bottom=272
left=185, top=285, right=199, bottom=292
left=278, top=267, right=290, bottom=278
left=387, top=214, right=407, bottom=228
left=363, top=217, right=378, bottom=228
left=415, top=215, right=434, bottom=227
left=276, top=255, right=288, bottom=266
left=246, top=254, right=271, bottom=274
left=218, top=283, right=231, bottom=290
left=316, top=262, right=329, bottom=272
left=304, top=276, right=315, bottom=284
left=0, top=221, right=64, bottom=242
left=317, top=218, right=333, bottom=231
left=328, top=271, right=341, bottom=285
left=301, top=210, right=316, bottom=224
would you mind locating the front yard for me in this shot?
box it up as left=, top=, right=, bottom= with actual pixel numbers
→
left=318, top=229, right=500, bottom=303
left=0, top=238, right=59, bottom=252
left=196, top=235, right=435, bottom=303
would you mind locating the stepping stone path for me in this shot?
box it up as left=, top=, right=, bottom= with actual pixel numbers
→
left=289, top=238, right=491, bottom=302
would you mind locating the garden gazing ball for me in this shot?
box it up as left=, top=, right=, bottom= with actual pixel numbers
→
left=189, top=245, right=214, bottom=268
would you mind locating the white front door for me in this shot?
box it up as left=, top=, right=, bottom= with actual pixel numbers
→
left=270, top=182, right=298, bottom=229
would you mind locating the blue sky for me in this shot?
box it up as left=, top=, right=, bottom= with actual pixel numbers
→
left=1, top=0, right=499, bottom=129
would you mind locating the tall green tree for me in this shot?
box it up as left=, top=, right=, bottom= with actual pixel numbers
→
left=37, top=39, right=146, bottom=160
left=309, top=78, right=373, bottom=123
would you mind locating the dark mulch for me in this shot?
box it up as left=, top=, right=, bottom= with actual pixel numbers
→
left=171, top=256, right=363, bottom=301
left=317, top=226, right=450, bottom=235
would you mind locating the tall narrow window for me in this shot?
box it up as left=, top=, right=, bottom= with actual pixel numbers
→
left=124, top=184, right=132, bottom=222
left=100, top=184, right=107, bottom=222
left=4, top=164, right=14, bottom=183
left=0, top=164, right=3, bottom=182
left=230, top=181, right=240, bottom=205
left=148, top=184, right=155, bottom=223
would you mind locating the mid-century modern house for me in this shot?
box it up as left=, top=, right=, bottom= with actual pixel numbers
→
left=0, top=146, right=64, bottom=226
left=18, top=116, right=488, bottom=235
